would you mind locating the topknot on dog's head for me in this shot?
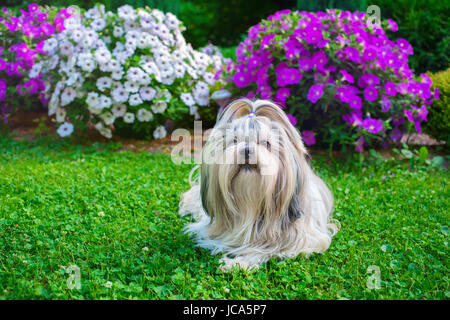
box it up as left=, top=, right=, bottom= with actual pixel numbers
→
left=215, top=98, right=307, bottom=155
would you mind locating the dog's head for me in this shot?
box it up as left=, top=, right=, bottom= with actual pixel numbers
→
left=200, top=99, right=311, bottom=239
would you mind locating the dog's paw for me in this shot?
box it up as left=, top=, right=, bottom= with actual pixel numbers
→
left=218, top=257, right=256, bottom=272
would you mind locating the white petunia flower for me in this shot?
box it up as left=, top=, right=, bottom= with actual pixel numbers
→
left=100, top=112, right=115, bottom=125
left=139, top=87, right=156, bottom=101
left=180, top=93, right=195, bottom=107
left=56, top=108, right=66, bottom=123
left=123, top=112, right=135, bottom=123
left=59, top=40, right=74, bottom=56
left=113, top=26, right=124, bottom=37
left=43, top=38, right=58, bottom=53
left=118, top=5, right=136, bottom=21
left=86, top=92, right=100, bottom=107
left=111, top=70, right=125, bottom=81
left=100, top=128, right=112, bottom=139
left=151, top=101, right=167, bottom=114
left=61, top=87, right=77, bottom=106
left=136, top=108, right=153, bottom=122
left=112, top=88, right=129, bottom=103
left=153, top=125, right=167, bottom=139
left=99, top=95, right=112, bottom=109
left=127, top=67, right=144, bottom=83
left=203, top=72, right=215, bottom=86
left=91, top=18, right=106, bottom=31
left=124, top=81, right=140, bottom=93
left=94, top=48, right=112, bottom=65
left=57, top=122, right=74, bottom=137
left=128, top=93, right=143, bottom=106
left=78, top=58, right=96, bottom=73
left=96, top=77, right=112, bottom=91
left=112, top=104, right=127, bottom=117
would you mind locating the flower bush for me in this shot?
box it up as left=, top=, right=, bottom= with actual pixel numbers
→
left=223, top=9, right=438, bottom=151
left=0, top=4, right=72, bottom=123
left=39, top=4, right=224, bottom=139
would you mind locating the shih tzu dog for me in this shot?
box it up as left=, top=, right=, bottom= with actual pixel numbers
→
left=179, top=99, right=339, bottom=270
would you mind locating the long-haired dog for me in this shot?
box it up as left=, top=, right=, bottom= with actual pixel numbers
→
left=179, top=99, right=339, bottom=270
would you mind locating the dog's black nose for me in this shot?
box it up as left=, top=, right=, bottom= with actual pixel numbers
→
left=244, top=146, right=250, bottom=159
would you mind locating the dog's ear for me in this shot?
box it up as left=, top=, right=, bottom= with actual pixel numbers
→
left=253, top=100, right=308, bottom=155
left=216, top=98, right=252, bottom=125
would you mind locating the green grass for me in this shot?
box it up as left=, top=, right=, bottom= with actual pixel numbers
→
left=0, top=135, right=448, bottom=300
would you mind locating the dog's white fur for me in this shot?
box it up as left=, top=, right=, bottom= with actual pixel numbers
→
left=179, top=99, right=339, bottom=270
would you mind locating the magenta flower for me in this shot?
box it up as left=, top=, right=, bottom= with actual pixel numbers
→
left=364, top=86, right=379, bottom=101
left=359, top=74, right=380, bottom=88
left=342, top=110, right=363, bottom=127
left=434, top=88, right=440, bottom=100
left=396, top=38, right=413, bottom=55
left=307, top=83, right=325, bottom=103
left=276, top=66, right=302, bottom=86
left=298, top=58, right=313, bottom=72
left=348, top=95, right=362, bottom=110
left=302, top=130, right=316, bottom=146
left=390, top=127, right=403, bottom=141
left=363, top=118, right=383, bottom=134
left=275, top=87, right=290, bottom=103
left=380, top=95, right=391, bottom=112
left=339, top=70, right=354, bottom=83
left=286, top=114, right=297, bottom=126
left=311, top=50, right=328, bottom=70
left=233, top=72, right=251, bottom=88
left=384, top=81, right=396, bottom=96
left=386, top=19, right=398, bottom=32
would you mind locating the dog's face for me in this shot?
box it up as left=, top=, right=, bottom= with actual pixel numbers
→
left=200, top=99, right=309, bottom=242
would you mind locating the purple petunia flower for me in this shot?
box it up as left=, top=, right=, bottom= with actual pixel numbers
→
left=380, top=95, right=391, bottom=112
left=275, top=87, right=290, bottom=103
left=307, top=83, right=325, bottom=103
left=364, top=86, right=379, bottom=101
left=311, top=50, right=328, bottom=70
left=363, top=118, right=383, bottom=134
left=286, top=114, right=297, bottom=126
left=384, top=81, right=396, bottom=96
left=339, top=70, right=354, bottom=83
left=386, top=19, right=398, bottom=32
left=358, top=74, right=380, bottom=88
left=302, top=130, right=316, bottom=146
left=276, top=66, right=302, bottom=87
left=298, top=58, right=313, bottom=72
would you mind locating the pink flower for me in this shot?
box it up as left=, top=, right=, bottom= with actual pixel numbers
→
left=307, top=83, right=324, bottom=103
left=380, top=95, right=391, bottom=112
left=302, top=130, right=316, bottom=146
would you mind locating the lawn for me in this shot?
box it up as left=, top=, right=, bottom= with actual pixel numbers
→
left=0, top=135, right=448, bottom=300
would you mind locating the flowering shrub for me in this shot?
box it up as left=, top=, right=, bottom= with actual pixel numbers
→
left=39, top=4, right=224, bottom=139
left=0, top=4, right=71, bottom=123
left=223, top=9, right=438, bottom=151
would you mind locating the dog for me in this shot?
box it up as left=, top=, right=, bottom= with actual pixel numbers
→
left=179, top=98, right=339, bottom=270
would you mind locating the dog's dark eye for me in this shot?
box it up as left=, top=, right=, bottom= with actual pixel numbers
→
left=261, top=141, right=270, bottom=149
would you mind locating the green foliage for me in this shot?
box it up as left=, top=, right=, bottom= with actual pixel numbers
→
left=0, top=135, right=448, bottom=299
left=425, top=68, right=450, bottom=144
